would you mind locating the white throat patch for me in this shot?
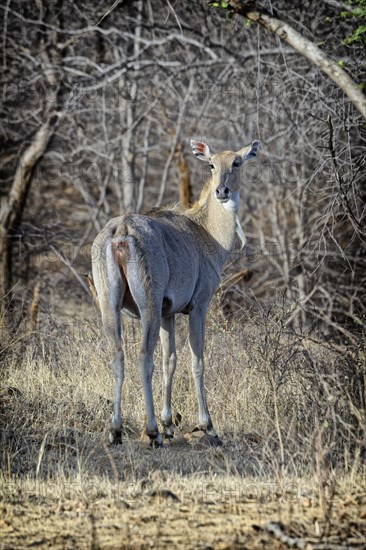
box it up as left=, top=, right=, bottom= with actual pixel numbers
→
left=222, top=191, right=240, bottom=213
left=235, top=216, right=246, bottom=249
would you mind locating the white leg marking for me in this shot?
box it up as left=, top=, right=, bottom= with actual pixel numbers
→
left=160, top=316, right=177, bottom=433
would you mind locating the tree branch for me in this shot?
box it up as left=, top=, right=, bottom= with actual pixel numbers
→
left=226, top=1, right=366, bottom=119
left=1, top=115, right=59, bottom=232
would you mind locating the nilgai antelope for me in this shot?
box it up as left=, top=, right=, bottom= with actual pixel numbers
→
left=91, top=138, right=260, bottom=446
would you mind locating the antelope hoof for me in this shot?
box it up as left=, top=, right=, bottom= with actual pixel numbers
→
left=186, top=426, right=223, bottom=447
left=140, top=429, right=163, bottom=448
left=194, top=424, right=217, bottom=437
left=108, top=429, right=122, bottom=445
left=210, top=434, right=223, bottom=446
left=162, top=422, right=175, bottom=439
left=149, top=433, right=164, bottom=448
left=194, top=425, right=223, bottom=446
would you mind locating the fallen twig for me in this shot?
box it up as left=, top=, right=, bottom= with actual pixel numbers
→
left=264, top=522, right=357, bottom=550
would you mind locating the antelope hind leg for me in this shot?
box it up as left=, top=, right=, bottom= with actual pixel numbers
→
left=160, top=316, right=177, bottom=439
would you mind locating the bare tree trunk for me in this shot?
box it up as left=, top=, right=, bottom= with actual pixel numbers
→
left=0, top=226, right=9, bottom=306
left=0, top=0, right=62, bottom=323
left=0, top=116, right=59, bottom=300
left=227, top=1, right=366, bottom=119
left=120, top=0, right=144, bottom=213
left=178, top=147, right=192, bottom=207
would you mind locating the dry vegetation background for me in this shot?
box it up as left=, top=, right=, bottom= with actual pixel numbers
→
left=1, top=0, right=366, bottom=548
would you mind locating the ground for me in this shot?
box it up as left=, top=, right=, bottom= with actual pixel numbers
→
left=1, top=312, right=365, bottom=549
left=1, top=439, right=365, bottom=549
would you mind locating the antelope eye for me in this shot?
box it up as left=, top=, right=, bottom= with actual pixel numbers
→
left=233, top=159, right=242, bottom=168
left=209, top=163, right=215, bottom=170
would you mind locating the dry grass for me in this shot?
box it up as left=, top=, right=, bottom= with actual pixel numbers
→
left=1, top=300, right=365, bottom=548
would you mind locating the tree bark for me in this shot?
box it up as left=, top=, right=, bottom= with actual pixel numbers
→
left=227, top=1, right=366, bottom=120
left=0, top=115, right=59, bottom=300
left=0, top=1, right=62, bottom=322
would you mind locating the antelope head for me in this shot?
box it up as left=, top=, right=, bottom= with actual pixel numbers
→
left=190, top=139, right=260, bottom=212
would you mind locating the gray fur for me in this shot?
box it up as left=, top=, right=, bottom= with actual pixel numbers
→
left=91, top=139, right=259, bottom=445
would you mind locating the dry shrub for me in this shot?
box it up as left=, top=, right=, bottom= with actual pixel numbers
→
left=207, top=300, right=365, bottom=470
left=1, top=299, right=364, bottom=483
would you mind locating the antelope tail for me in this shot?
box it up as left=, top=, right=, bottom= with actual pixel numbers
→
left=85, top=272, right=100, bottom=310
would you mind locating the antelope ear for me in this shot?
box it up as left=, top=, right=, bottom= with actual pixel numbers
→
left=190, top=139, right=213, bottom=162
left=238, top=140, right=261, bottom=161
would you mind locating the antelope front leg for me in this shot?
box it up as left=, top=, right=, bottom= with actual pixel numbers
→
left=160, top=316, right=177, bottom=438
left=188, top=309, right=216, bottom=437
